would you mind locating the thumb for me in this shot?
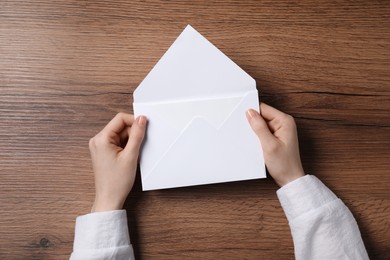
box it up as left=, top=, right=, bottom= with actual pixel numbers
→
left=246, top=109, right=277, bottom=151
left=123, top=115, right=147, bottom=160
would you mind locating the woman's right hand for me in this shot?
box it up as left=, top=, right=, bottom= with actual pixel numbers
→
left=246, top=103, right=305, bottom=187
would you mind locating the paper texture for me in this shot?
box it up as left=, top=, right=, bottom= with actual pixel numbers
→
left=134, top=25, right=266, bottom=191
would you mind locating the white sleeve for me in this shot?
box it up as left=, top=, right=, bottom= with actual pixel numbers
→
left=70, top=210, right=135, bottom=260
left=277, top=175, right=369, bottom=260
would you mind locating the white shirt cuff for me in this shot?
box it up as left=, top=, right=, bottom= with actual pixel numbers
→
left=73, top=210, right=130, bottom=250
left=276, top=175, right=337, bottom=222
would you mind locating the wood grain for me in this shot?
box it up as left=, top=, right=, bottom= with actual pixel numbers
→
left=0, top=0, right=389, bottom=259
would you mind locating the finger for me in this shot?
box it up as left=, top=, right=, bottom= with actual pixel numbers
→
left=103, top=112, right=134, bottom=135
left=259, top=103, right=287, bottom=122
left=246, top=109, right=278, bottom=151
left=123, top=115, right=147, bottom=159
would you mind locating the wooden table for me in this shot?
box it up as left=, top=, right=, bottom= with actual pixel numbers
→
left=1, top=1, right=389, bottom=259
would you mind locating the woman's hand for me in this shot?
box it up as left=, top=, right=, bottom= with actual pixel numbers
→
left=246, top=103, right=304, bottom=187
left=89, top=113, right=147, bottom=212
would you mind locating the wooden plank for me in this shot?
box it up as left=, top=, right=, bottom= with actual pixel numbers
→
left=0, top=1, right=389, bottom=259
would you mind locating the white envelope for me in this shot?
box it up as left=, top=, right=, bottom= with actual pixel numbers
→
left=133, top=25, right=266, bottom=191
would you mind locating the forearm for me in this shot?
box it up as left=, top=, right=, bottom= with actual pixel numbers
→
left=277, top=175, right=369, bottom=260
left=70, top=210, right=134, bottom=260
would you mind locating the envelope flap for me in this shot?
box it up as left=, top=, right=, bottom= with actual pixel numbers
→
left=134, top=25, right=256, bottom=103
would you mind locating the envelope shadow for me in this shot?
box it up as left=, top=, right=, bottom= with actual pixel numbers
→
left=152, top=175, right=278, bottom=200
left=123, top=167, right=144, bottom=260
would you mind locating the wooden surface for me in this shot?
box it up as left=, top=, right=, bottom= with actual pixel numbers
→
left=1, top=1, right=389, bottom=259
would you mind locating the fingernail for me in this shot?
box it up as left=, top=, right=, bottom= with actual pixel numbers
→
left=246, top=109, right=257, bottom=120
left=137, top=116, right=147, bottom=127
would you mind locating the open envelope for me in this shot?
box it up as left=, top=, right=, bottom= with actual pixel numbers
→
left=133, top=25, right=266, bottom=191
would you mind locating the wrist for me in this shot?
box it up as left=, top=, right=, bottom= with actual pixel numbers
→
left=91, top=197, right=124, bottom=213
left=277, top=170, right=305, bottom=187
